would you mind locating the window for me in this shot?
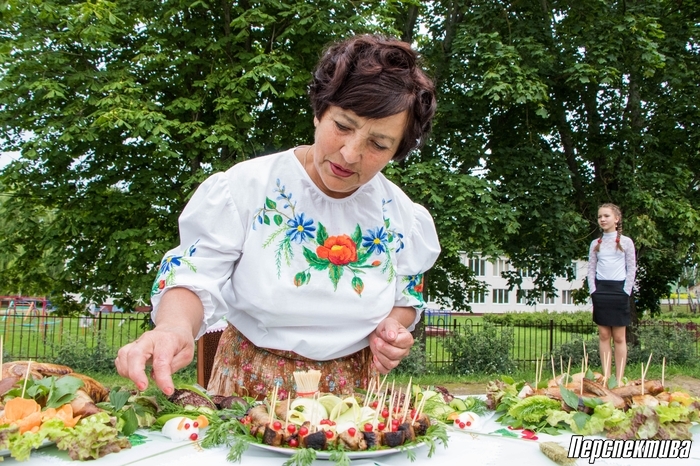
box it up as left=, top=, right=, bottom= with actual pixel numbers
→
left=541, top=292, right=556, bottom=305
left=518, top=267, right=534, bottom=278
left=562, top=290, right=574, bottom=305
left=492, top=259, right=510, bottom=277
left=492, top=289, right=509, bottom=304
left=517, top=289, right=530, bottom=304
left=468, top=290, right=486, bottom=304
left=468, top=258, right=486, bottom=277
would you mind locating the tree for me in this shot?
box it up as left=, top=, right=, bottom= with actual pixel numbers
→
left=1, top=1, right=698, bottom=318
left=409, top=0, right=700, bottom=315
left=0, top=0, right=401, bottom=309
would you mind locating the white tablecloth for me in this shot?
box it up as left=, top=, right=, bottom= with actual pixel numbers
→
left=7, top=424, right=700, bottom=466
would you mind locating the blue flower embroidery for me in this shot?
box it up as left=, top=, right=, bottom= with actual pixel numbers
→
left=286, top=213, right=316, bottom=243
left=159, top=255, right=182, bottom=275
left=362, top=227, right=389, bottom=255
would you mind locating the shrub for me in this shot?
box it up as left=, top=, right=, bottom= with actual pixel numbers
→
left=394, top=339, right=428, bottom=376
left=49, top=334, right=118, bottom=373
left=550, top=337, right=600, bottom=370
left=628, top=324, right=697, bottom=366
left=443, top=322, right=516, bottom=375
left=484, top=310, right=595, bottom=329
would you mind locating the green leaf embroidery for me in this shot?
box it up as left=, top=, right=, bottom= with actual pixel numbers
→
left=316, top=222, right=328, bottom=246
left=303, top=246, right=329, bottom=271
left=328, top=264, right=343, bottom=290
left=273, top=214, right=283, bottom=226
left=351, top=224, right=362, bottom=246
left=265, top=197, right=277, bottom=209
left=351, top=276, right=364, bottom=296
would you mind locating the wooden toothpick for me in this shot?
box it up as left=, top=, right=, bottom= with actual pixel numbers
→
left=21, top=360, right=32, bottom=399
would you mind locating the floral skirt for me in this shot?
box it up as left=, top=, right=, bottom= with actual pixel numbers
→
left=206, top=323, right=376, bottom=400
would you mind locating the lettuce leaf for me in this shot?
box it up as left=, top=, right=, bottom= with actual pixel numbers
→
left=507, top=395, right=561, bottom=424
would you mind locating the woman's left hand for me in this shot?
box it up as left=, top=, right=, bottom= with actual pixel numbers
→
left=369, top=317, right=414, bottom=374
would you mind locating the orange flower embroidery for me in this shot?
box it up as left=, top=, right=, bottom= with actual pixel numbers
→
left=316, top=235, right=358, bottom=266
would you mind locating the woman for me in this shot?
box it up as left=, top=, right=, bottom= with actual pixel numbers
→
left=588, top=203, right=636, bottom=385
left=115, top=34, right=440, bottom=399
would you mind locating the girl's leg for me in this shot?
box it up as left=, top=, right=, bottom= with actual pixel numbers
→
left=598, top=325, right=613, bottom=381
left=611, top=326, right=627, bottom=385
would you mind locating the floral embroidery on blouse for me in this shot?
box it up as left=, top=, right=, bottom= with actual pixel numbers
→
left=254, top=181, right=405, bottom=296
left=150, top=241, right=199, bottom=296
left=403, top=273, right=426, bottom=308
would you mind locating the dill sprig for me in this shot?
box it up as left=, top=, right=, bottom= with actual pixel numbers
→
left=282, top=447, right=317, bottom=466
left=421, top=422, right=449, bottom=457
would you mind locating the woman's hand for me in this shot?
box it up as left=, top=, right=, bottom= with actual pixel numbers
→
left=115, top=288, right=203, bottom=395
left=115, top=325, right=195, bottom=396
left=369, top=316, right=414, bottom=374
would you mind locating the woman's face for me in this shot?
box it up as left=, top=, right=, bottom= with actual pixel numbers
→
left=598, top=207, right=619, bottom=233
left=306, top=106, right=407, bottom=199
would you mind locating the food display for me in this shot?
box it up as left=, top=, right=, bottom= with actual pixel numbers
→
left=0, top=361, right=141, bottom=461
left=486, top=373, right=700, bottom=439
left=199, top=373, right=449, bottom=465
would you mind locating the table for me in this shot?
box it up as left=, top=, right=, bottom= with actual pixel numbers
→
left=6, top=423, right=700, bottom=466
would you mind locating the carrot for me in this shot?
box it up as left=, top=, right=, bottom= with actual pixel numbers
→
left=17, top=411, right=42, bottom=434
left=3, top=397, right=41, bottom=422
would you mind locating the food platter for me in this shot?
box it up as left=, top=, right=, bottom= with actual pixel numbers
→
left=247, top=440, right=425, bottom=460
left=0, top=440, right=54, bottom=457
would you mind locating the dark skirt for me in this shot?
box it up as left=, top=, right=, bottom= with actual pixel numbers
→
left=591, top=279, right=630, bottom=327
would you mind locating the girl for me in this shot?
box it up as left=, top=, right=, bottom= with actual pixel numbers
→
left=588, top=203, right=636, bottom=385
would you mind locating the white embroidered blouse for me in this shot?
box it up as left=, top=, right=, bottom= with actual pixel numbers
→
left=150, top=149, right=441, bottom=360
left=587, top=232, right=636, bottom=296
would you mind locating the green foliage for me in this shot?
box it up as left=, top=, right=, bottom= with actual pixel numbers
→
left=629, top=325, right=697, bottom=366
left=0, top=1, right=699, bottom=319
left=49, top=335, right=119, bottom=374
left=443, top=322, right=516, bottom=375
left=395, top=339, right=428, bottom=377
left=550, top=337, right=601, bottom=370
left=484, top=310, right=595, bottom=330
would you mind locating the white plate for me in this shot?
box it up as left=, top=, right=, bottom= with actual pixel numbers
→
left=0, top=439, right=54, bottom=457
left=247, top=440, right=425, bottom=460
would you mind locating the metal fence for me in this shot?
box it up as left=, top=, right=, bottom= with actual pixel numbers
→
left=1, top=311, right=152, bottom=361
left=3, top=311, right=699, bottom=372
left=423, top=317, right=700, bottom=372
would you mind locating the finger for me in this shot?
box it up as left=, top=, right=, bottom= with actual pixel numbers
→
left=380, top=319, right=401, bottom=342
left=151, top=355, right=176, bottom=396
left=116, top=343, right=151, bottom=391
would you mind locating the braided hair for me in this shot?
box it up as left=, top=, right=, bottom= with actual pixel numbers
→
left=593, top=203, right=624, bottom=253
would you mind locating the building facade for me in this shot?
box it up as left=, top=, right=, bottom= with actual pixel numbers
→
left=428, top=254, right=592, bottom=314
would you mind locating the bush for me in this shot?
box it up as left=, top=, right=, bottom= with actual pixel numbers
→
left=443, top=322, right=516, bottom=375
left=484, top=310, right=595, bottom=329
left=550, top=337, right=600, bottom=370
left=394, top=339, right=428, bottom=376
left=49, top=334, right=118, bottom=373
left=628, top=324, right=697, bottom=366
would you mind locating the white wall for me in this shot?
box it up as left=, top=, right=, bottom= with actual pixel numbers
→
left=427, top=254, right=592, bottom=314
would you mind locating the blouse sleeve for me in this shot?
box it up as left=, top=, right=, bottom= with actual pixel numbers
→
left=150, top=172, right=245, bottom=339
left=587, top=240, right=597, bottom=294
left=393, top=204, right=441, bottom=330
left=623, top=237, right=637, bottom=296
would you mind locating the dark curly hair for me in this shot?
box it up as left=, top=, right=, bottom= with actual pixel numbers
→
left=308, top=34, right=436, bottom=162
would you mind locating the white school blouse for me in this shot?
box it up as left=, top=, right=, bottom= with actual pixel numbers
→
left=150, top=149, right=441, bottom=360
left=587, top=232, right=636, bottom=296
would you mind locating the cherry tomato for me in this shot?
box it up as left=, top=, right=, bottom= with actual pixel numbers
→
left=289, top=438, right=299, bottom=447
left=184, top=423, right=191, bottom=429
left=287, top=424, right=296, bottom=434
left=193, top=422, right=199, bottom=428
left=189, top=433, right=198, bottom=441
left=273, top=421, right=282, bottom=430
left=364, top=423, right=373, bottom=432
left=299, top=426, right=309, bottom=436
left=371, top=401, right=378, bottom=408
left=325, top=430, right=334, bottom=439
left=378, top=422, right=386, bottom=431
left=381, top=408, right=389, bottom=418
left=348, top=427, right=357, bottom=436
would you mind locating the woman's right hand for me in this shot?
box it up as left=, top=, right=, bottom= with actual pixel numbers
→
left=115, top=325, right=195, bottom=395
left=115, top=288, right=203, bottom=395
